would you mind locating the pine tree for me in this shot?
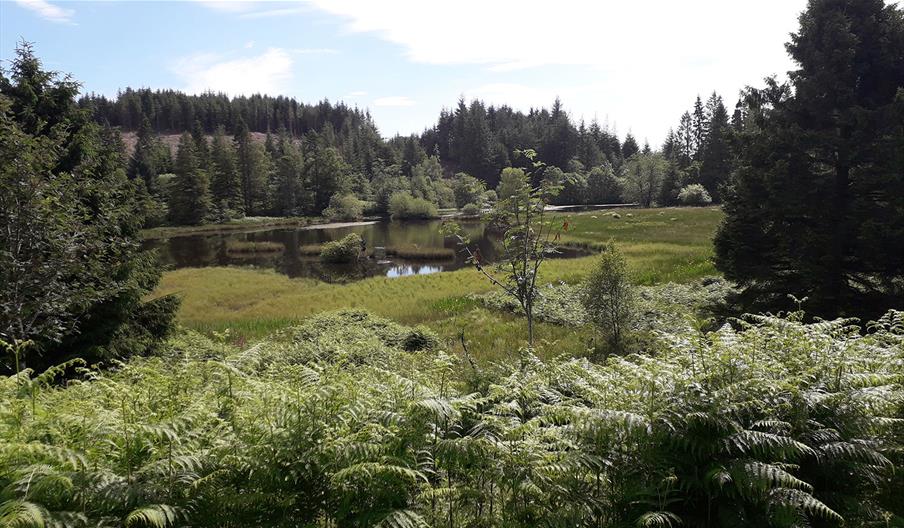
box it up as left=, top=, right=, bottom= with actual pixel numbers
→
left=621, top=133, right=640, bottom=159
left=209, top=125, right=243, bottom=218
left=698, top=93, right=732, bottom=201
left=304, top=142, right=349, bottom=215
left=169, top=132, right=211, bottom=225
left=235, top=119, right=268, bottom=215
left=273, top=134, right=305, bottom=216
left=191, top=119, right=209, bottom=169
left=129, top=116, right=160, bottom=194
left=0, top=43, right=176, bottom=369
left=691, top=95, right=707, bottom=160
left=676, top=112, right=694, bottom=168
left=715, top=0, right=904, bottom=319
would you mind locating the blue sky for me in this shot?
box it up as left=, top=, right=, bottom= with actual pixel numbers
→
left=1, top=0, right=811, bottom=144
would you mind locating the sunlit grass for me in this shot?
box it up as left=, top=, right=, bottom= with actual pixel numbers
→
left=155, top=206, right=722, bottom=360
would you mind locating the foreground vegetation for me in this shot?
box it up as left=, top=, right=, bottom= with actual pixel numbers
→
left=3, top=303, right=902, bottom=527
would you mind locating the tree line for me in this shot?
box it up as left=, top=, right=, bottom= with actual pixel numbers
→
left=101, top=87, right=744, bottom=227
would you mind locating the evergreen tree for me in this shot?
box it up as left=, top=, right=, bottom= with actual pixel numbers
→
left=209, top=125, right=243, bottom=218
left=698, top=93, right=732, bottom=201
left=0, top=43, right=176, bottom=370
left=691, top=95, right=707, bottom=160
left=169, top=132, right=211, bottom=225
left=272, top=134, right=305, bottom=216
left=621, top=133, right=640, bottom=159
left=658, top=161, right=682, bottom=206
left=304, top=143, right=349, bottom=215
left=539, top=97, right=577, bottom=170
left=191, top=119, right=209, bottom=168
left=129, top=116, right=161, bottom=194
left=235, top=119, right=268, bottom=215
left=715, top=0, right=904, bottom=319
left=676, top=112, right=694, bottom=167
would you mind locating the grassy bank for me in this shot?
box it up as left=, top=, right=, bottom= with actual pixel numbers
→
left=155, top=207, right=722, bottom=357
left=141, top=216, right=323, bottom=240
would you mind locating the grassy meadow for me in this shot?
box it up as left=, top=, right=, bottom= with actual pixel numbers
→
left=155, top=206, right=722, bottom=361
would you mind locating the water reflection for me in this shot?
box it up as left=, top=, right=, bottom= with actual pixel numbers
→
left=386, top=264, right=443, bottom=278
left=143, top=219, right=587, bottom=282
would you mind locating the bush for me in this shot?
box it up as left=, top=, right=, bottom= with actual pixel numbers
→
left=677, top=183, right=712, bottom=206
left=460, top=202, right=481, bottom=217
left=580, top=242, right=635, bottom=356
left=402, top=325, right=440, bottom=351
left=322, top=193, right=364, bottom=221
left=319, top=233, right=363, bottom=263
left=388, top=192, right=439, bottom=220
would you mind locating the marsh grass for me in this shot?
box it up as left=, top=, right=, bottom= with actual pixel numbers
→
left=299, top=244, right=323, bottom=255
left=225, top=240, right=284, bottom=254
left=156, top=207, right=722, bottom=354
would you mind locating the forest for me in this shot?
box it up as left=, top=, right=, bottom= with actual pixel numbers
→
left=75, top=80, right=734, bottom=226
left=1, top=0, right=903, bottom=527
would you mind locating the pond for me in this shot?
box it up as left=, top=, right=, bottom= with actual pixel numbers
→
left=143, top=219, right=589, bottom=282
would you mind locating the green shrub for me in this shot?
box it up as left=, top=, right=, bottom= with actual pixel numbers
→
left=460, top=202, right=481, bottom=217
left=402, top=325, right=440, bottom=351
left=389, top=192, right=439, bottom=220
left=319, top=233, right=363, bottom=263
left=677, top=183, right=712, bottom=205
left=322, top=193, right=364, bottom=221
left=580, top=243, right=635, bottom=356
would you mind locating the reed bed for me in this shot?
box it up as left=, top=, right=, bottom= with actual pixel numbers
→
left=225, top=240, right=284, bottom=254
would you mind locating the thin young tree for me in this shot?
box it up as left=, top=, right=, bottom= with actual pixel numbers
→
left=446, top=149, right=567, bottom=349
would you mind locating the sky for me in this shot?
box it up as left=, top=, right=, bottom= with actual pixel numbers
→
left=1, top=0, right=812, bottom=144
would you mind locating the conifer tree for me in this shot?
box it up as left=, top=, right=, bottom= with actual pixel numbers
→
left=715, top=0, right=904, bottom=318
left=273, top=134, right=305, bottom=216
left=169, top=132, right=211, bottom=225
left=170, top=132, right=211, bottom=225
left=129, top=116, right=161, bottom=194
left=621, top=133, right=640, bottom=159
left=699, top=93, right=732, bottom=201
left=1, top=43, right=176, bottom=369
left=235, top=119, right=268, bottom=215
left=676, top=112, right=694, bottom=168
left=191, top=119, right=209, bottom=169
left=209, top=125, right=243, bottom=218
left=691, top=95, right=707, bottom=159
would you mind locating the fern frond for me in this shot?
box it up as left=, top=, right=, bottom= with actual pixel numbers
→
left=375, top=509, right=429, bottom=528
left=636, top=511, right=682, bottom=527
left=124, top=504, right=179, bottom=528
left=0, top=500, right=47, bottom=528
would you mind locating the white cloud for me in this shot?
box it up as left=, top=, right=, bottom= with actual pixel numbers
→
left=291, top=48, right=339, bottom=55
left=374, top=96, right=416, bottom=107
left=14, top=0, right=74, bottom=24
left=300, top=0, right=803, bottom=72
left=244, top=40, right=255, bottom=48
left=299, top=0, right=807, bottom=142
left=239, top=6, right=313, bottom=18
left=173, top=48, right=293, bottom=96
left=192, top=0, right=259, bottom=13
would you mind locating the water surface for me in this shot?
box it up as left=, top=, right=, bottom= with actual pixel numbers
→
left=144, top=219, right=587, bottom=282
